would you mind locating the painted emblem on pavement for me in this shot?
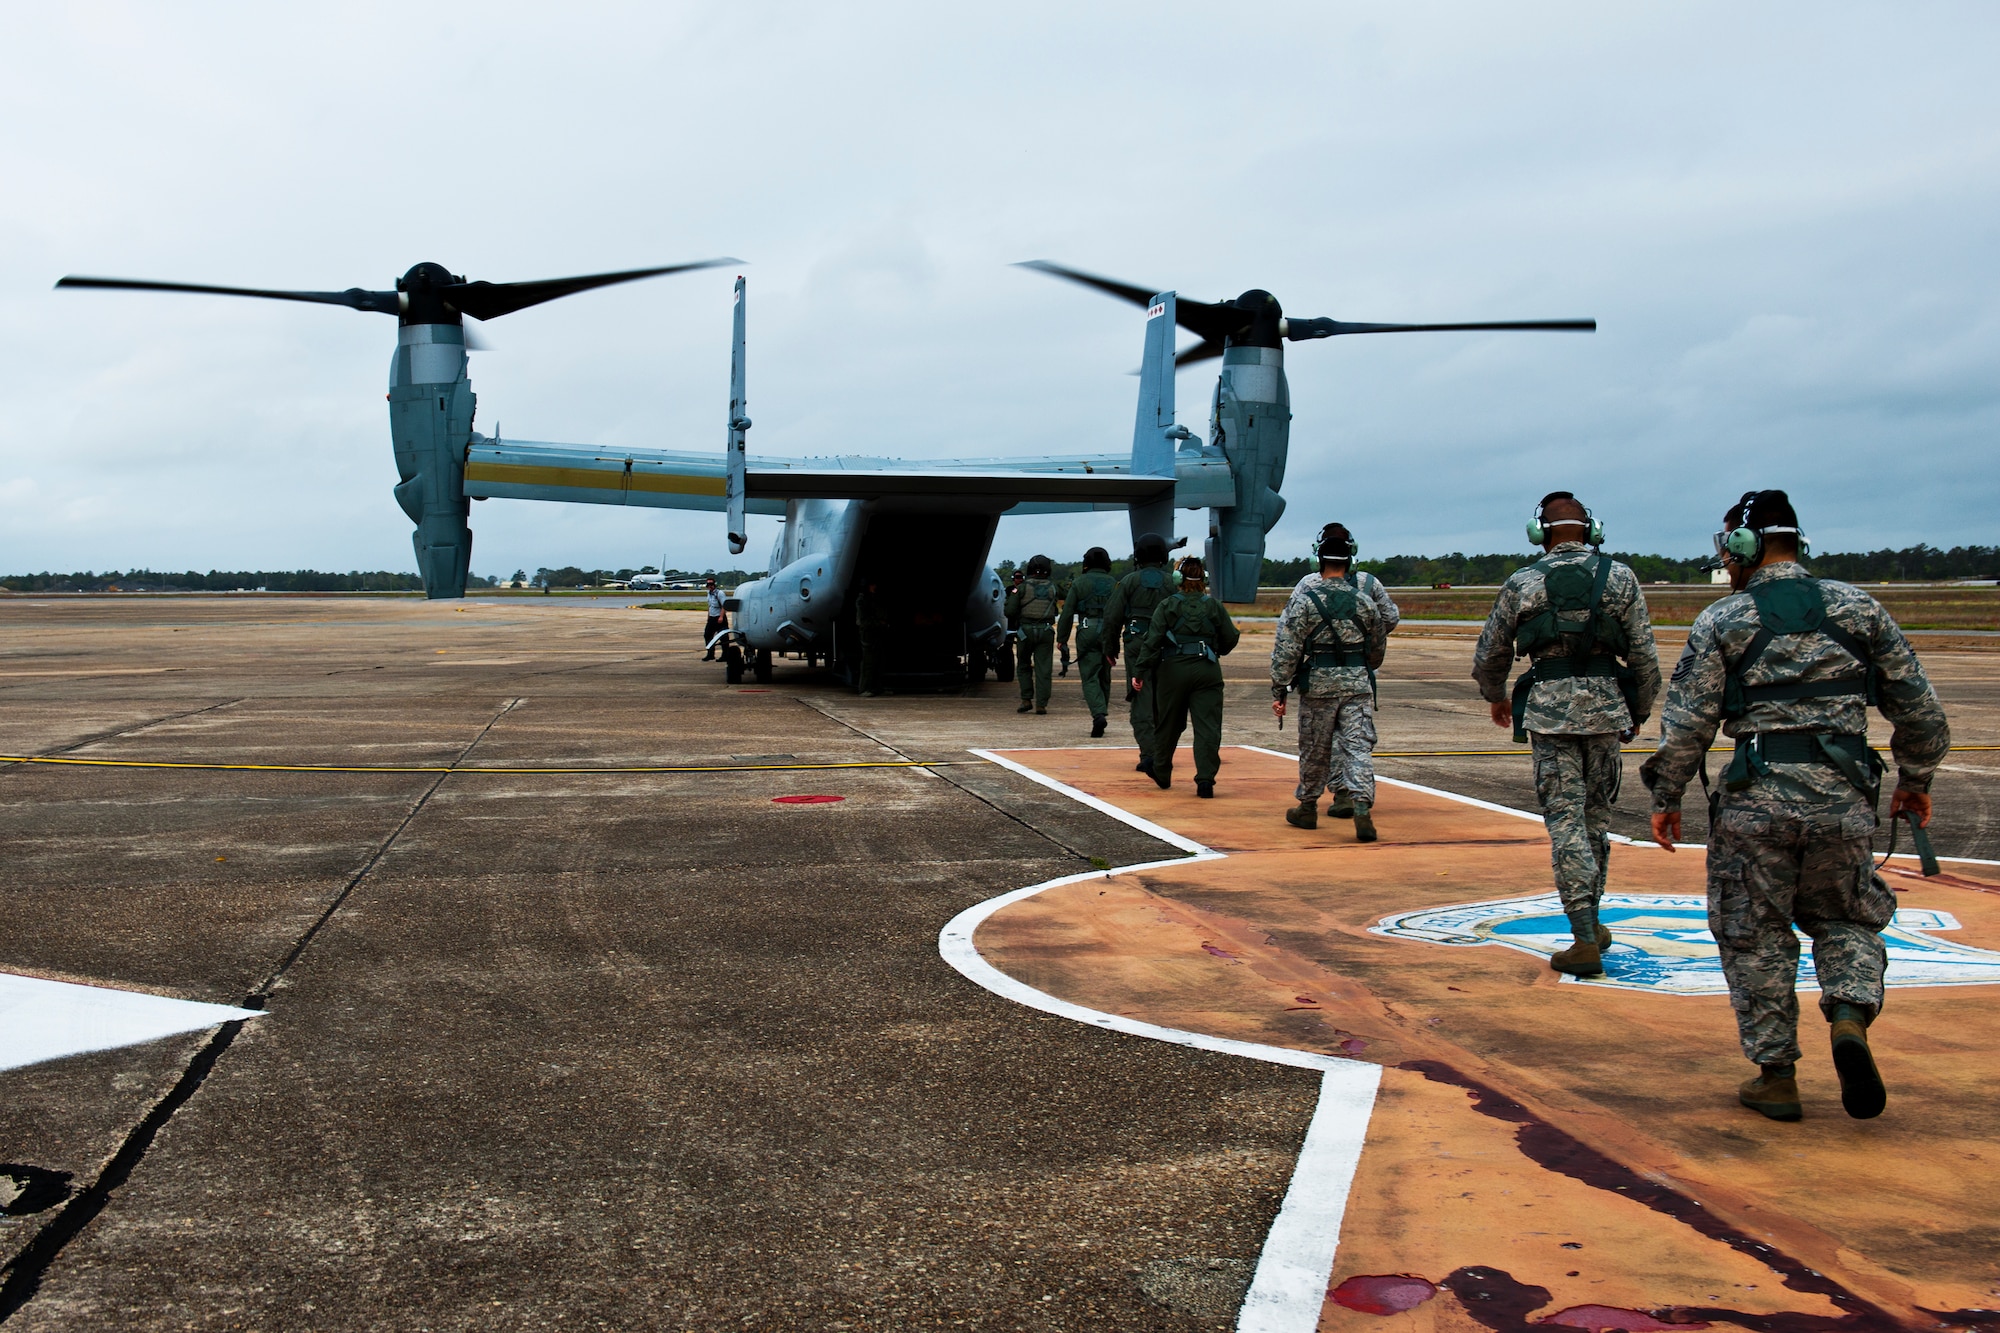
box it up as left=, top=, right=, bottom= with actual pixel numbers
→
left=1372, top=893, right=2000, bottom=994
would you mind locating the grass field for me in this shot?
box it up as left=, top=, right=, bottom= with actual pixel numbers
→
left=1245, top=583, right=1998, bottom=630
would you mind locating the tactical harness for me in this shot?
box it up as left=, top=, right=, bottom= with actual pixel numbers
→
left=1716, top=576, right=1884, bottom=802
left=1016, top=578, right=1059, bottom=624
left=1508, top=554, right=1640, bottom=743
left=1120, top=567, right=1172, bottom=646
left=1292, top=578, right=1378, bottom=701
left=1160, top=595, right=1221, bottom=665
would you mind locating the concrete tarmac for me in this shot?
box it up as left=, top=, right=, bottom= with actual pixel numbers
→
left=1, top=597, right=1994, bottom=1330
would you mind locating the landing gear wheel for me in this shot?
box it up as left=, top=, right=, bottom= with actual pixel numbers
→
left=723, top=643, right=745, bottom=685
left=994, top=647, right=1016, bottom=684
left=753, top=649, right=774, bottom=684
left=965, top=644, right=989, bottom=684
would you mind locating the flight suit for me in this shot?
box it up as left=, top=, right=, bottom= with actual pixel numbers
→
left=855, top=587, right=890, bottom=695
left=1269, top=570, right=1400, bottom=807
left=1472, top=543, right=1662, bottom=943
left=1641, top=562, right=1949, bottom=1066
left=1058, top=568, right=1119, bottom=724
left=1136, top=592, right=1241, bottom=784
left=1005, top=575, right=1062, bottom=710
left=1103, top=562, right=1175, bottom=763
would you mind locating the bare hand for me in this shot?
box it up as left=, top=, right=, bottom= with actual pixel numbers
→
left=1651, top=811, right=1680, bottom=851
left=1489, top=699, right=1512, bottom=729
left=1272, top=699, right=1287, bottom=720
left=1132, top=678, right=1143, bottom=693
left=1889, top=789, right=1933, bottom=828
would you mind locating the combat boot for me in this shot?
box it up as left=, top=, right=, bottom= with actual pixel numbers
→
left=1285, top=800, right=1318, bottom=830
left=1327, top=791, right=1355, bottom=819
left=1352, top=801, right=1377, bottom=843
left=1195, top=779, right=1214, bottom=799
left=1091, top=715, right=1107, bottom=738
left=1035, top=705, right=1047, bottom=715
left=1548, top=938, right=1603, bottom=976
left=1738, top=1064, right=1803, bottom=1121
left=1151, top=766, right=1172, bottom=790
left=1829, top=1004, right=1886, bottom=1120
left=1017, top=701, right=1034, bottom=713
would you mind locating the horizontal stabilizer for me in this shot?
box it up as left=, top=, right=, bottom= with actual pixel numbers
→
left=744, top=469, right=1173, bottom=504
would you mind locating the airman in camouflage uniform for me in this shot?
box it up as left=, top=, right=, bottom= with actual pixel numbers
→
left=1641, top=490, right=1949, bottom=1122
left=1472, top=493, right=1661, bottom=977
left=1005, top=554, right=1062, bottom=714
left=1135, top=556, right=1241, bottom=797
left=1270, top=523, right=1400, bottom=841
left=1104, top=533, right=1176, bottom=773
left=1059, top=546, right=1119, bottom=737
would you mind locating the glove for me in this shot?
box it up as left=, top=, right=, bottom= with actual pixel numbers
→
left=1059, top=644, right=1071, bottom=676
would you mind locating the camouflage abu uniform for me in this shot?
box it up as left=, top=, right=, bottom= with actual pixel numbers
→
left=1640, top=562, right=1949, bottom=1065
left=1270, top=570, right=1400, bottom=807
left=1471, top=543, right=1661, bottom=940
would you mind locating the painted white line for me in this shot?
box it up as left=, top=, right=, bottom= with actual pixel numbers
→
left=970, top=747, right=1211, bottom=855
left=1240, top=743, right=2000, bottom=866
left=0, top=972, right=261, bottom=1073
left=1237, top=1064, right=1383, bottom=1333
left=944, top=752, right=1381, bottom=1333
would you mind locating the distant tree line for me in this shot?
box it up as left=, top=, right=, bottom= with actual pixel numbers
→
left=7, top=545, right=1990, bottom=595
left=0, top=569, right=467, bottom=593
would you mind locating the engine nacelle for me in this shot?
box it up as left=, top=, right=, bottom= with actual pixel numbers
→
left=388, top=323, right=475, bottom=598
left=1205, top=344, right=1291, bottom=603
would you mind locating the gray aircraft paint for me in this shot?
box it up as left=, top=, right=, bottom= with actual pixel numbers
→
left=1207, top=343, right=1290, bottom=603
left=389, top=322, right=475, bottom=599
left=725, top=275, right=750, bottom=555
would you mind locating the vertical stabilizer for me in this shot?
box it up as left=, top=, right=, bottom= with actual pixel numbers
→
left=1127, top=291, right=1178, bottom=551
left=725, top=276, right=749, bottom=555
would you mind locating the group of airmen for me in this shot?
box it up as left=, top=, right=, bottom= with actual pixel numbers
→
left=1010, top=487, right=1951, bottom=1124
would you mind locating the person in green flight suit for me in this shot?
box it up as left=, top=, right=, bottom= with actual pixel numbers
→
left=1134, top=555, right=1241, bottom=797
left=1004, top=554, right=1062, bottom=714
left=1058, top=546, right=1119, bottom=737
left=855, top=579, right=891, bottom=697
left=1103, top=533, right=1176, bottom=773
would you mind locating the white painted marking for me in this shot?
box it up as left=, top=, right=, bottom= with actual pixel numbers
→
left=0, top=972, right=261, bottom=1073
left=969, top=747, right=1209, bottom=854
left=1238, top=744, right=2000, bottom=865
left=945, top=750, right=1382, bottom=1333
left=1237, top=1065, right=1382, bottom=1332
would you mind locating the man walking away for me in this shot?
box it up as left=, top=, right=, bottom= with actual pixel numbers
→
left=1059, top=547, right=1119, bottom=737
left=1103, top=534, right=1176, bottom=772
left=1472, top=492, right=1661, bottom=977
left=1135, top=556, right=1241, bottom=797
left=702, top=577, right=727, bottom=661
left=1270, top=523, right=1400, bottom=841
left=1006, top=555, right=1062, bottom=714
left=1641, top=490, right=1948, bottom=1123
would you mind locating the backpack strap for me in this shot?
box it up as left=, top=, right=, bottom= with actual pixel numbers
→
left=1722, top=578, right=1875, bottom=717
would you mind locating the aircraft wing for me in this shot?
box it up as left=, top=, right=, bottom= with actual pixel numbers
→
left=463, top=439, right=1232, bottom=512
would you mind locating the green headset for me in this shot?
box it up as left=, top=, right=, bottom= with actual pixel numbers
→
left=1527, top=492, right=1604, bottom=546
left=1714, top=490, right=1809, bottom=566
left=1315, top=523, right=1358, bottom=562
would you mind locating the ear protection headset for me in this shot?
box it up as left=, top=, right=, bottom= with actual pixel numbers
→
left=1715, top=490, right=1809, bottom=566
left=1526, top=492, right=1604, bottom=547
left=1315, top=523, right=1358, bottom=562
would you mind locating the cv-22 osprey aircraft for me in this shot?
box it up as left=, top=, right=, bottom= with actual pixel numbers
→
left=57, top=259, right=1591, bottom=690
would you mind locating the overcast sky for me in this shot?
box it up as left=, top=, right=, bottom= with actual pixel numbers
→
left=3, top=3, right=1996, bottom=579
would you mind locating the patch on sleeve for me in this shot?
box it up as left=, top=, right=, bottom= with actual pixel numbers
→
left=1670, top=647, right=1701, bottom=682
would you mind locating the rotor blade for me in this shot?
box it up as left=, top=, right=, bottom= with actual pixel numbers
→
left=462, top=320, right=492, bottom=352
left=1286, top=316, right=1597, bottom=340
left=1174, top=339, right=1226, bottom=367
left=55, top=276, right=399, bottom=314
left=1015, top=260, right=1245, bottom=344
left=443, top=259, right=742, bottom=322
